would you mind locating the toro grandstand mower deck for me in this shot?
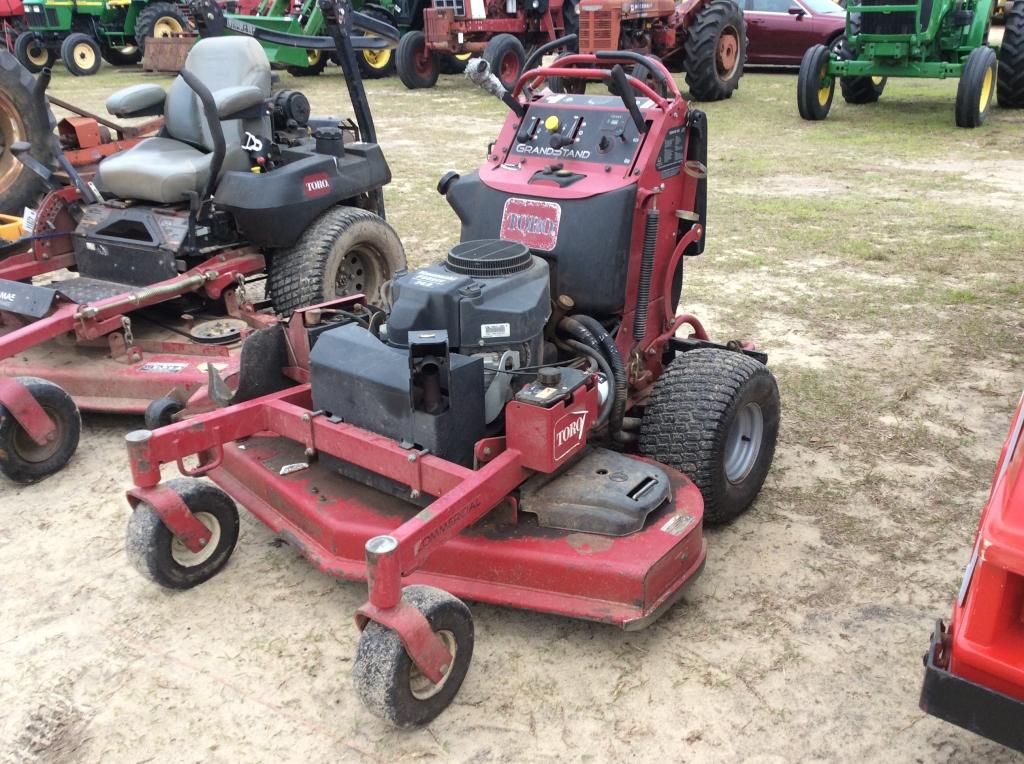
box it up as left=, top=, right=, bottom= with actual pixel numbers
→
left=122, top=38, right=781, bottom=727
left=0, top=1, right=406, bottom=483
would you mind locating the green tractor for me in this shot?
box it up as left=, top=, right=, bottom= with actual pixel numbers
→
left=14, top=0, right=191, bottom=76
left=797, top=0, right=1024, bottom=126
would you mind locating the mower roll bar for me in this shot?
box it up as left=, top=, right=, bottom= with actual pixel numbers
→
left=513, top=55, right=678, bottom=108
left=179, top=68, right=227, bottom=203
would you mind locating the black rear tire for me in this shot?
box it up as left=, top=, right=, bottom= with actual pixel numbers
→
left=0, top=50, right=57, bottom=215
left=267, top=206, right=405, bottom=316
left=638, top=349, right=780, bottom=524
left=60, top=33, right=102, bottom=76
left=0, top=377, right=81, bottom=484
left=439, top=52, right=472, bottom=74
left=797, top=44, right=834, bottom=120
left=352, top=586, right=474, bottom=728
left=134, top=2, right=192, bottom=53
left=287, top=49, right=328, bottom=77
left=547, top=51, right=586, bottom=93
left=683, top=0, right=746, bottom=101
left=482, top=33, right=526, bottom=90
left=357, top=9, right=396, bottom=79
left=397, top=30, right=439, bottom=89
left=997, top=3, right=1024, bottom=107
left=955, top=45, right=997, bottom=127
left=835, top=18, right=885, bottom=104
left=14, top=32, right=53, bottom=73
left=126, top=478, right=240, bottom=590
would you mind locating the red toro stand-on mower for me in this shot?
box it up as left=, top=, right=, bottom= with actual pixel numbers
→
left=121, top=36, right=780, bottom=727
left=0, top=2, right=406, bottom=483
left=920, top=392, right=1024, bottom=753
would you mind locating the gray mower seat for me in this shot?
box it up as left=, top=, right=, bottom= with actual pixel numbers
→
left=97, top=37, right=272, bottom=205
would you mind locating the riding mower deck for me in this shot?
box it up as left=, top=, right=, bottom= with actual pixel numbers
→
left=920, top=391, right=1024, bottom=753
left=0, top=2, right=406, bottom=483
left=121, top=37, right=781, bottom=727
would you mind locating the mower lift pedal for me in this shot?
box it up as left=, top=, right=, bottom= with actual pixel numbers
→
left=0, top=280, right=66, bottom=319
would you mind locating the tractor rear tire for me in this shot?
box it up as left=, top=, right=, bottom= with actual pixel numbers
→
left=0, top=51, right=56, bottom=215
left=547, top=51, right=586, bottom=93
left=125, top=478, right=240, bottom=590
left=797, top=44, right=834, bottom=120
left=638, top=349, right=780, bottom=524
left=286, top=49, right=328, bottom=77
left=439, top=52, right=472, bottom=74
left=135, top=2, right=191, bottom=54
left=997, top=2, right=1024, bottom=107
left=14, top=31, right=53, bottom=73
left=956, top=45, right=997, bottom=127
left=840, top=74, right=886, bottom=104
left=683, top=0, right=746, bottom=101
left=101, top=44, right=142, bottom=66
left=483, top=33, right=526, bottom=90
left=353, top=586, right=474, bottom=728
left=0, top=377, right=81, bottom=484
left=267, top=206, right=406, bottom=316
left=61, top=33, right=102, bottom=76
left=397, top=30, right=439, bottom=89
left=357, top=9, right=396, bottom=79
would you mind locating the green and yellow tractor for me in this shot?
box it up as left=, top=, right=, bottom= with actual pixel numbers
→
left=797, top=0, right=1024, bottom=126
left=14, top=0, right=192, bottom=75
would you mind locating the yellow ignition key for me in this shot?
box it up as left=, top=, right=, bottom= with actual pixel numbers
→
left=544, top=115, right=560, bottom=132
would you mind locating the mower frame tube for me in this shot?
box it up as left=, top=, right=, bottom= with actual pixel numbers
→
left=0, top=375, right=57, bottom=446
left=126, top=477, right=215, bottom=553
left=178, top=69, right=226, bottom=203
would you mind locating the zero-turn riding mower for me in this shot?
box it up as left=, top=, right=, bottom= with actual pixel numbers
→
left=920, top=391, right=1024, bottom=753
left=0, top=2, right=405, bottom=482
left=120, top=36, right=781, bottom=727
left=797, top=0, right=1024, bottom=126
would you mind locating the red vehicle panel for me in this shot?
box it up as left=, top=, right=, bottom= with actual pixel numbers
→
left=743, top=0, right=845, bottom=65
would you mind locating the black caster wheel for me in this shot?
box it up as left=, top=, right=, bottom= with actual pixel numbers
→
left=0, top=377, right=80, bottom=483
left=125, top=478, right=240, bottom=589
left=144, top=396, right=184, bottom=430
left=352, top=586, right=474, bottom=727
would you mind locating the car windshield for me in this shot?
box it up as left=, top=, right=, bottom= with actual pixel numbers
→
left=799, top=0, right=844, bottom=13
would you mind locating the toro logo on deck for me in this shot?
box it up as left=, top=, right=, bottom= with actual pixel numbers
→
left=553, top=409, right=589, bottom=461
left=500, top=198, right=561, bottom=252
left=303, top=173, right=332, bottom=199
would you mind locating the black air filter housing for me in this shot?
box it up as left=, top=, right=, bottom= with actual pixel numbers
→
left=386, top=239, right=550, bottom=364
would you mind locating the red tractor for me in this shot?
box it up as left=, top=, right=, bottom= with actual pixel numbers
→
left=396, top=0, right=576, bottom=89
left=573, top=0, right=746, bottom=101
left=1, top=0, right=24, bottom=51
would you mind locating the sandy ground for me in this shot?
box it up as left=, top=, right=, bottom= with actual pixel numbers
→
left=2, top=58, right=1024, bottom=763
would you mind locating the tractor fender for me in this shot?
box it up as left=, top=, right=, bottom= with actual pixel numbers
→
left=965, top=0, right=995, bottom=48
left=362, top=3, right=399, bottom=26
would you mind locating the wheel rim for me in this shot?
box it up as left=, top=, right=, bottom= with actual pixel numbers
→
left=307, top=49, right=322, bottom=67
left=333, top=245, right=382, bottom=298
left=170, top=511, right=221, bottom=567
left=409, top=630, right=457, bottom=700
left=153, top=17, right=184, bottom=37
left=413, top=40, right=433, bottom=76
left=716, top=27, right=740, bottom=80
left=0, top=89, right=27, bottom=195
left=455, top=52, right=472, bottom=62
left=817, top=61, right=831, bottom=106
left=871, top=75, right=883, bottom=85
left=980, top=65, right=993, bottom=110
left=73, top=41, right=96, bottom=69
left=363, top=48, right=391, bottom=69
left=11, top=404, right=63, bottom=463
left=724, top=402, right=764, bottom=484
left=26, top=41, right=49, bottom=66
left=498, top=50, right=519, bottom=84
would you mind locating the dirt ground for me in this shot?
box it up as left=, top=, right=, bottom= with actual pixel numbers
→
left=2, top=54, right=1023, bottom=763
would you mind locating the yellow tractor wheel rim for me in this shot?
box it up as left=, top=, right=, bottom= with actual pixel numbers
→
left=979, top=66, right=993, bottom=110
left=455, top=52, right=471, bottom=61
left=362, top=48, right=391, bottom=68
left=307, top=49, right=322, bottom=67
left=73, top=41, right=96, bottom=69
left=871, top=76, right=883, bottom=85
left=26, top=42, right=49, bottom=66
left=817, top=63, right=830, bottom=106
left=153, top=17, right=184, bottom=37
left=0, top=90, right=27, bottom=193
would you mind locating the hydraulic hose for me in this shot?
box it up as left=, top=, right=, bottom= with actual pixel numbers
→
left=563, top=338, right=614, bottom=429
left=558, top=315, right=627, bottom=438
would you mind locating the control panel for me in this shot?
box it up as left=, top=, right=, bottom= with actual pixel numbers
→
left=505, top=94, right=650, bottom=168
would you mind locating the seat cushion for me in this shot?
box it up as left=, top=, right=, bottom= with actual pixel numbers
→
left=96, top=137, right=213, bottom=204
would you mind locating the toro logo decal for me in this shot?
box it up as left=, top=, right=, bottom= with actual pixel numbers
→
left=553, top=409, right=589, bottom=461
left=500, top=197, right=561, bottom=252
left=303, top=173, right=332, bottom=199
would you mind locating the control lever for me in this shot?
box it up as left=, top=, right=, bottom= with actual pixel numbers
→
left=609, top=64, right=647, bottom=135
left=465, top=58, right=525, bottom=118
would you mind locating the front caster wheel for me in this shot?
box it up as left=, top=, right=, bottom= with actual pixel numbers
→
left=0, top=377, right=80, bottom=483
left=125, top=478, right=239, bottom=590
left=352, top=586, right=474, bottom=728
left=144, top=395, right=184, bottom=430
left=797, top=44, right=835, bottom=121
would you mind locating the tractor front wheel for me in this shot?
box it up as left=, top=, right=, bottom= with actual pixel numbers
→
left=60, top=33, right=102, bottom=77
left=956, top=46, right=997, bottom=127
left=357, top=9, right=396, bottom=79
left=267, top=206, right=406, bottom=316
left=101, top=44, right=142, bottom=67
left=638, top=349, right=780, bottom=524
left=683, top=0, right=746, bottom=101
left=0, top=377, right=81, bottom=484
left=997, top=2, right=1024, bottom=107
left=397, top=30, right=439, bottom=89
left=134, top=2, right=191, bottom=53
left=287, top=49, right=328, bottom=77
left=352, top=586, right=474, bottom=728
left=797, top=44, right=834, bottom=120
left=483, top=34, right=526, bottom=90
left=125, top=478, right=240, bottom=589
left=13, top=32, right=54, bottom=73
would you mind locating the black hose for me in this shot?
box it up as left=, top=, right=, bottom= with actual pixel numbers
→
left=633, top=207, right=659, bottom=341
left=564, top=338, right=613, bottom=429
left=558, top=315, right=626, bottom=437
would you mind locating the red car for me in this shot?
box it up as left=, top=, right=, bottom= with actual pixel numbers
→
left=743, top=0, right=846, bottom=66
